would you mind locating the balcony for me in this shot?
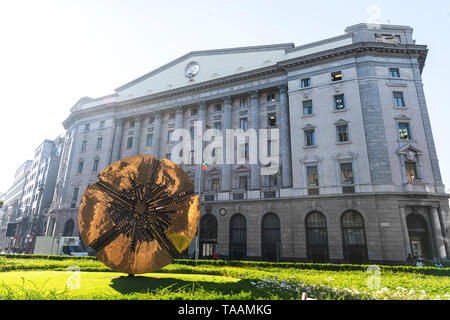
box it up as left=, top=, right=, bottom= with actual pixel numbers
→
left=308, top=187, right=320, bottom=196
left=342, top=185, right=356, bottom=194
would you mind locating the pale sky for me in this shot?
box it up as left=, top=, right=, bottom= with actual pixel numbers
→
left=0, top=0, right=449, bottom=194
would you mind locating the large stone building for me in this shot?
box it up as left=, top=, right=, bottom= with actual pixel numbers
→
left=47, top=23, right=449, bottom=264
left=0, top=138, right=63, bottom=253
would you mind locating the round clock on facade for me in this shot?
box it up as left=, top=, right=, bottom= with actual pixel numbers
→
left=184, top=61, right=200, bottom=79
left=219, top=208, right=227, bottom=216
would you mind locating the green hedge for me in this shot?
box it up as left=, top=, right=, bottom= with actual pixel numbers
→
left=1, top=254, right=449, bottom=276
left=0, top=253, right=97, bottom=261
left=171, top=259, right=450, bottom=277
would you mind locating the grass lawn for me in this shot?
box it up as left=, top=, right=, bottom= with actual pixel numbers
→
left=0, top=255, right=449, bottom=300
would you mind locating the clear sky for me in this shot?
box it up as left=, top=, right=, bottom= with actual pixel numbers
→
left=0, top=0, right=449, bottom=195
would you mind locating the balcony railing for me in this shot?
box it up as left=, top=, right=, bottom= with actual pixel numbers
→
left=342, top=185, right=356, bottom=194
left=308, top=187, right=320, bottom=196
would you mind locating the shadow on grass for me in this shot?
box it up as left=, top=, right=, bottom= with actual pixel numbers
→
left=109, top=275, right=256, bottom=297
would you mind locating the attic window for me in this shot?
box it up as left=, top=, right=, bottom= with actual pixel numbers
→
left=332, top=71, right=343, bottom=82
left=267, top=93, right=276, bottom=102
left=268, top=113, right=277, bottom=127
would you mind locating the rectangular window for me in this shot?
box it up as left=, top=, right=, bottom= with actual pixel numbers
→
left=212, top=178, right=220, bottom=192
left=191, top=108, right=198, bottom=116
left=214, top=122, right=222, bottom=131
left=337, top=125, right=349, bottom=142
left=99, top=120, right=105, bottom=128
left=303, top=100, right=313, bottom=115
left=127, top=136, right=133, bottom=148
left=301, top=78, right=311, bottom=88
left=240, top=118, right=248, bottom=131
left=267, top=140, right=272, bottom=157
left=267, top=113, right=277, bottom=127
left=190, top=151, right=195, bottom=164
left=389, top=68, right=401, bottom=78
left=190, top=126, right=195, bottom=139
left=146, top=134, right=153, bottom=146
left=84, top=124, right=90, bottom=132
left=239, top=143, right=249, bottom=160
left=393, top=92, right=406, bottom=107
left=398, top=123, right=411, bottom=140
left=168, top=130, right=174, bottom=142
left=240, top=99, right=248, bottom=108
left=307, top=166, right=319, bottom=187
left=304, top=130, right=315, bottom=147
left=334, top=95, right=346, bottom=110
left=267, top=93, right=275, bottom=102
left=72, top=187, right=79, bottom=202
left=166, top=153, right=172, bottom=161
left=331, top=71, right=343, bottom=82
left=269, top=174, right=277, bottom=188
left=129, top=120, right=135, bottom=128
left=93, top=159, right=99, bottom=172
left=405, top=162, right=418, bottom=183
left=340, top=163, right=354, bottom=185
left=239, top=176, right=248, bottom=190
left=215, top=104, right=222, bottom=112
left=168, top=113, right=175, bottom=120
left=81, top=140, right=87, bottom=152
left=96, top=138, right=103, bottom=149
left=77, top=161, right=83, bottom=174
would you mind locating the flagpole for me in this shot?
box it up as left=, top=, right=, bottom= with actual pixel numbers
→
left=194, top=162, right=202, bottom=260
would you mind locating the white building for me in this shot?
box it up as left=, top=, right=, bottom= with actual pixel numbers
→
left=47, top=23, right=449, bottom=264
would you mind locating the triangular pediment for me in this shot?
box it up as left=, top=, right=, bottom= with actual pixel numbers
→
left=207, top=166, right=221, bottom=175
left=233, top=165, right=250, bottom=172
left=397, top=144, right=422, bottom=155
left=114, top=44, right=294, bottom=100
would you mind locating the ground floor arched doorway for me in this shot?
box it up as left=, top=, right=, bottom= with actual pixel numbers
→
left=261, top=213, right=281, bottom=262
left=407, top=214, right=433, bottom=260
left=199, top=214, right=217, bottom=259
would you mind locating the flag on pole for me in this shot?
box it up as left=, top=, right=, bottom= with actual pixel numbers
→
left=202, top=160, right=208, bottom=171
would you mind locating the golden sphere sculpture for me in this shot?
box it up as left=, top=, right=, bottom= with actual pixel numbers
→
left=78, top=155, right=199, bottom=275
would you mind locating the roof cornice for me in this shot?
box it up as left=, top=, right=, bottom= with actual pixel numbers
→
left=278, top=42, right=428, bottom=70
left=63, top=42, right=428, bottom=130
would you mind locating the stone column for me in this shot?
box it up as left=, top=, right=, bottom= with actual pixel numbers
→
left=221, top=97, right=232, bottom=192
left=399, top=206, right=412, bottom=256
left=175, top=106, right=184, bottom=130
left=110, top=118, right=124, bottom=164
left=131, top=116, right=142, bottom=156
left=430, top=207, right=447, bottom=259
left=279, top=85, right=292, bottom=188
left=152, top=111, right=162, bottom=159
left=195, top=102, right=207, bottom=193
left=250, top=92, right=260, bottom=190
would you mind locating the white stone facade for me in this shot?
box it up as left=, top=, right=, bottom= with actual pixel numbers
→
left=46, top=23, right=449, bottom=264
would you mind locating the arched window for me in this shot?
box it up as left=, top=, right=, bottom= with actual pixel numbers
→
left=262, top=213, right=281, bottom=262
left=229, top=214, right=247, bottom=260
left=305, top=212, right=329, bottom=263
left=341, top=211, right=367, bottom=264
left=63, top=219, right=75, bottom=237
left=199, top=214, right=217, bottom=258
